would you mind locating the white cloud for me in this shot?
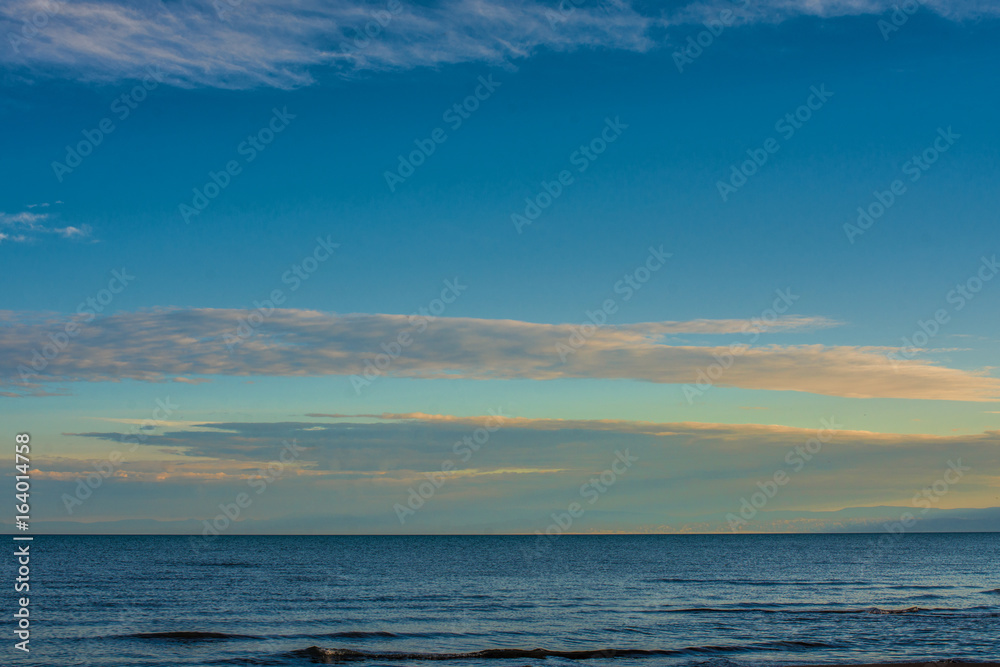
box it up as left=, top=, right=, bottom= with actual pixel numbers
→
left=0, top=204, right=90, bottom=244
left=54, top=225, right=88, bottom=238
left=1, top=0, right=994, bottom=89
left=0, top=0, right=660, bottom=89
left=0, top=211, right=47, bottom=226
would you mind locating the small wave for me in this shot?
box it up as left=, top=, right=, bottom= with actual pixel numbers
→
left=290, top=641, right=834, bottom=662
left=866, top=606, right=925, bottom=614
left=131, top=631, right=258, bottom=641
left=647, top=607, right=782, bottom=614
left=646, top=578, right=867, bottom=586
left=984, top=588, right=1000, bottom=595
left=603, top=627, right=654, bottom=635
left=133, top=629, right=477, bottom=643
left=647, top=605, right=953, bottom=616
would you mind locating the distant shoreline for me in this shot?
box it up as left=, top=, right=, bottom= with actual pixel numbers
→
left=790, top=663, right=1000, bottom=667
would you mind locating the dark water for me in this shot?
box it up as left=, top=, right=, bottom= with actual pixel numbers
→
left=6, top=534, right=999, bottom=666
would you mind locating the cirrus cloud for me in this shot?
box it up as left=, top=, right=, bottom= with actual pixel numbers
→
left=1, top=0, right=996, bottom=89
left=0, top=0, right=661, bottom=89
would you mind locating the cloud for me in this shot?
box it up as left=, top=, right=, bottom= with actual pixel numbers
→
left=618, top=316, right=839, bottom=335
left=0, top=205, right=91, bottom=244
left=1, top=1, right=995, bottom=89
left=0, top=0, right=660, bottom=89
left=57, top=412, right=1000, bottom=498
left=55, top=225, right=88, bottom=238
left=0, top=388, right=69, bottom=397
left=34, top=414, right=1000, bottom=533
left=2, top=308, right=998, bottom=401
left=669, top=0, right=1000, bottom=24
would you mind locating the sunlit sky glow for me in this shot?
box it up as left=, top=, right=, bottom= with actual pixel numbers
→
left=1, top=0, right=999, bottom=533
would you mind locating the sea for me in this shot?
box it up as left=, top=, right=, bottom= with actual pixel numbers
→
left=6, top=533, right=999, bottom=666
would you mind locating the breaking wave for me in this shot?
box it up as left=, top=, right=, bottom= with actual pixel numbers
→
left=290, top=641, right=834, bottom=662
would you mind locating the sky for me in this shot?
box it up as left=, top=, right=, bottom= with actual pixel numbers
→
left=1, top=0, right=999, bottom=535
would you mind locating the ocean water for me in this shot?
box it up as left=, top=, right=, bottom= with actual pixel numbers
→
left=7, top=534, right=999, bottom=666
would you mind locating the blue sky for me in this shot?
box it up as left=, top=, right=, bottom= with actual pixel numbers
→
left=1, top=0, right=999, bottom=534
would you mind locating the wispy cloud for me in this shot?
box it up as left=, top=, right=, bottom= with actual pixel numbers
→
left=668, top=0, right=1000, bottom=24
left=1, top=1, right=994, bottom=89
left=0, top=0, right=660, bottom=89
left=0, top=204, right=91, bottom=244
left=2, top=308, right=998, bottom=401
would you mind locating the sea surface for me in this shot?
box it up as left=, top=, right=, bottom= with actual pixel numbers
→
left=5, top=534, right=999, bottom=666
